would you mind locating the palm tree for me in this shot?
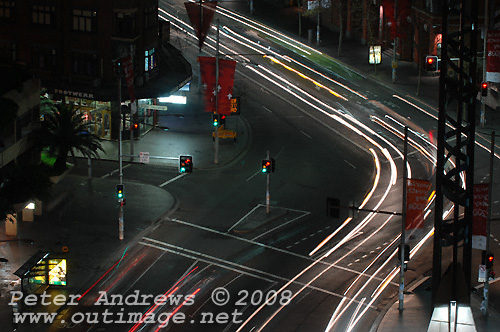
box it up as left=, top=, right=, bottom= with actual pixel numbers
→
left=37, top=103, right=104, bottom=174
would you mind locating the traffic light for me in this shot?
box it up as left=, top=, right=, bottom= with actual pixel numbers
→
left=486, top=253, right=494, bottom=270
left=261, top=159, right=271, bottom=173
left=179, top=155, right=193, bottom=173
left=132, top=114, right=139, bottom=138
left=425, top=55, right=438, bottom=71
left=326, top=197, right=340, bottom=219
left=116, top=184, right=124, bottom=201
left=398, top=244, right=410, bottom=262
left=212, top=114, right=220, bottom=127
left=481, top=82, right=488, bottom=97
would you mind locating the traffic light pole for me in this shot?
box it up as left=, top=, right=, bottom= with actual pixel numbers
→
left=399, top=127, right=408, bottom=311
left=483, top=131, right=495, bottom=315
left=266, top=150, right=271, bottom=214
left=117, top=61, right=124, bottom=241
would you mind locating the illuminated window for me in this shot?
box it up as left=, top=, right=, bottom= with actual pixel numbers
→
left=0, top=1, right=15, bottom=19
left=32, top=5, right=55, bottom=26
left=144, top=48, right=156, bottom=72
left=72, top=9, right=97, bottom=32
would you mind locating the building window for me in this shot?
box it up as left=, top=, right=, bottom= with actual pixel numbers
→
left=144, top=6, right=157, bottom=29
left=144, top=48, right=156, bottom=72
left=115, top=12, right=136, bottom=36
left=0, top=41, right=16, bottom=62
left=72, top=9, right=97, bottom=32
left=31, top=46, right=57, bottom=71
left=0, top=1, right=15, bottom=20
left=32, top=5, right=55, bottom=26
left=72, top=53, right=99, bottom=77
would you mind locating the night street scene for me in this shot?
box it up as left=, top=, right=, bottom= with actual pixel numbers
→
left=2, top=0, right=500, bottom=331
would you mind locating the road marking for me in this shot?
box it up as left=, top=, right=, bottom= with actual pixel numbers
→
left=159, top=173, right=187, bottom=187
left=167, top=218, right=395, bottom=286
left=344, top=159, right=357, bottom=169
left=262, top=106, right=272, bottom=113
left=300, top=130, right=312, bottom=138
left=251, top=210, right=311, bottom=241
left=246, top=170, right=262, bottom=182
left=101, top=164, right=131, bottom=178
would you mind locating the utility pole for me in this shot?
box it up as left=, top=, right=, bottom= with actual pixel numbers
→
left=483, top=131, right=495, bottom=314
left=214, top=19, right=220, bottom=164
left=399, top=126, right=408, bottom=311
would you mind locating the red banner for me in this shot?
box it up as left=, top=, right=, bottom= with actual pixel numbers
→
left=406, top=179, right=431, bottom=230
left=185, top=1, right=217, bottom=51
left=472, top=184, right=489, bottom=250
left=486, top=30, right=500, bottom=83
left=383, top=0, right=411, bottom=39
left=199, top=56, right=236, bottom=115
left=122, top=56, right=135, bottom=102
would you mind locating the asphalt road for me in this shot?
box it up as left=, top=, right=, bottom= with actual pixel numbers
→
left=33, top=1, right=500, bottom=331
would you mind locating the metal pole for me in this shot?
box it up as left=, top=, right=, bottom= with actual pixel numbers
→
left=118, top=61, right=124, bottom=241
left=484, top=131, right=495, bottom=314
left=392, top=0, right=398, bottom=83
left=399, top=126, right=408, bottom=311
left=214, top=19, right=220, bottom=164
left=317, top=10, right=320, bottom=46
left=129, top=45, right=134, bottom=157
left=480, top=0, right=489, bottom=127
left=266, top=150, right=270, bottom=214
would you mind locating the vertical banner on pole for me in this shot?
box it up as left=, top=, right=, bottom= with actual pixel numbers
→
left=486, top=30, right=500, bottom=83
left=199, top=56, right=236, bottom=115
left=122, top=56, right=135, bottom=103
left=185, top=1, right=217, bottom=51
left=472, top=184, right=489, bottom=250
left=406, top=179, right=431, bottom=230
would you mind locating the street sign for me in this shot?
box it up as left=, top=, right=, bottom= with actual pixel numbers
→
left=139, top=152, right=150, bottom=164
left=230, top=97, right=240, bottom=115
left=369, top=45, right=382, bottom=64
left=479, top=264, right=486, bottom=282
left=139, top=104, right=168, bottom=110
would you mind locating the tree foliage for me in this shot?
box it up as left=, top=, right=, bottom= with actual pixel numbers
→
left=36, top=103, right=104, bottom=174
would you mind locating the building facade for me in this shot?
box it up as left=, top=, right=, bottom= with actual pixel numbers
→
left=0, top=0, right=192, bottom=139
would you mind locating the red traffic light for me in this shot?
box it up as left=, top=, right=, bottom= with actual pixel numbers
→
left=427, top=57, right=435, bottom=65
left=481, top=82, right=488, bottom=96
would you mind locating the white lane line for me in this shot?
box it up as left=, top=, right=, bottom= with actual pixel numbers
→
left=344, top=159, right=357, bottom=169
left=159, top=173, right=187, bottom=187
left=169, top=218, right=395, bottom=285
left=228, top=205, right=262, bottom=233
left=246, top=169, right=262, bottom=182
left=101, top=164, right=132, bottom=178
left=300, top=130, right=312, bottom=138
left=263, top=106, right=272, bottom=113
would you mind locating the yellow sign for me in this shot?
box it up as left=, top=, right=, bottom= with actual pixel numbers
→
left=230, top=97, right=240, bottom=115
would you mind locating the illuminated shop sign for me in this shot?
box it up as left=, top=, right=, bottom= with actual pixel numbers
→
left=54, top=89, right=94, bottom=99
left=29, top=258, right=67, bottom=286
